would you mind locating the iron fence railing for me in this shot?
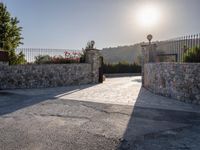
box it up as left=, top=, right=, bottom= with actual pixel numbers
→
left=15, top=48, right=81, bottom=62
left=156, top=33, right=200, bottom=62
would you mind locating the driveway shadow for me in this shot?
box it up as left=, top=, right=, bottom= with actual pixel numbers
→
left=0, top=84, right=97, bottom=116
left=1, top=84, right=200, bottom=149
left=118, top=88, right=200, bottom=150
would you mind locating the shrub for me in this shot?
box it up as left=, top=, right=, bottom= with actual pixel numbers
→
left=47, top=56, right=80, bottom=64
left=9, top=50, right=26, bottom=65
left=103, top=61, right=141, bottom=74
left=35, top=55, right=51, bottom=64
left=80, top=49, right=86, bottom=63
left=34, top=51, right=84, bottom=64
left=183, top=47, right=200, bottom=63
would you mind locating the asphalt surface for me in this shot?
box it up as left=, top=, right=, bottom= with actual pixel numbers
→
left=0, top=77, right=200, bottom=150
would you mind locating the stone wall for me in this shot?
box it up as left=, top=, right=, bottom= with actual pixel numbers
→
left=0, top=48, right=102, bottom=90
left=144, top=63, right=200, bottom=104
left=0, top=64, right=93, bottom=89
left=0, top=61, right=9, bottom=66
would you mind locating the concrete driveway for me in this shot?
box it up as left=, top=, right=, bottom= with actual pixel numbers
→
left=0, top=76, right=200, bottom=150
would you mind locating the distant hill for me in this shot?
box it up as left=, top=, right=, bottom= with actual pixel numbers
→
left=100, top=43, right=143, bottom=64
left=100, top=38, right=199, bottom=64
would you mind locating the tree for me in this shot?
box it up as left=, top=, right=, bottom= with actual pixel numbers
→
left=0, top=2, right=26, bottom=64
left=183, top=47, right=200, bottom=63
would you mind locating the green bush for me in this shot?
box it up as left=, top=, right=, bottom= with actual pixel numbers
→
left=34, top=55, right=81, bottom=64
left=9, top=50, right=26, bottom=65
left=183, top=47, right=200, bottom=63
left=79, top=49, right=86, bottom=63
left=35, top=55, right=51, bottom=64
left=103, top=61, right=141, bottom=74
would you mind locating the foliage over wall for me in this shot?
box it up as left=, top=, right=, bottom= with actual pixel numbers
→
left=34, top=51, right=86, bottom=64
left=9, top=49, right=26, bottom=65
left=103, top=61, right=141, bottom=74
left=183, top=47, right=200, bottom=63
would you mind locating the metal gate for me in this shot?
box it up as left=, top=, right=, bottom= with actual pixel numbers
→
left=99, top=56, right=104, bottom=83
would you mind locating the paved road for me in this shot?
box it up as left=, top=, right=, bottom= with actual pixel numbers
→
left=0, top=77, right=200, bottom=150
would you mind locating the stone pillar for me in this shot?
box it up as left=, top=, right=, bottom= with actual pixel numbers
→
left=85, top=49, right=101, bottom=83
left=0, top=50, right=9, bottom=66
left=141, top=44, right=148, bottom=86
left=141, top=43, right=157, bottom=86
left=149, top=44, right=157, bottom=63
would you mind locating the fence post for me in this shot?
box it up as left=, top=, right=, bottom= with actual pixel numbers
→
left=85, top=48, right=102, bottom=83
left=141, top=43, right=157, bottom=86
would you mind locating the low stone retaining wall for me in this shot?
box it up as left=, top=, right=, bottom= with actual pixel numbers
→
left=144, top=63, right=200, bottom=104
left=0, top=64, right=94, bottom=89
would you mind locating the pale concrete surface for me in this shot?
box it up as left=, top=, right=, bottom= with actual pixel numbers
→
left=2, top=77, right=141, bottom=106
left=0, top=77, right=200, bottom=150
left=4, top=76, right=200, bottom=112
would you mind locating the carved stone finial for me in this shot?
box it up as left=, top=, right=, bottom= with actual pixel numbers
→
left=86, top=40, right=95, bottom=49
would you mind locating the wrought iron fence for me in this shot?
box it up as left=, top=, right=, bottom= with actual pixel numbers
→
left=156, top=33, right=200, bottom=62
left=15, top=48, right=81, bottom=62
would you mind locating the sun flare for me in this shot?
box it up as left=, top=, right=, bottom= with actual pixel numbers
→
left=135, top=4, right=161, bottom=28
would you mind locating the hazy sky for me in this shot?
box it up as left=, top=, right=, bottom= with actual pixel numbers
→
left=3, top=0, right=200, bottom=49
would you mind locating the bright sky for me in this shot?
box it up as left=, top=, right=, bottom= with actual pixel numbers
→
left=3, top=0, right=200, bottom=49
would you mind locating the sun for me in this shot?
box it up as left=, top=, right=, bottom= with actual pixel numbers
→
left=135, top=4, right=161, bottom=28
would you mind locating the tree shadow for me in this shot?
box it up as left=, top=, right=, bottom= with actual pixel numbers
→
left=0, top=84, right=97, bottom=116
left=118, top=88, right=200, bottom=150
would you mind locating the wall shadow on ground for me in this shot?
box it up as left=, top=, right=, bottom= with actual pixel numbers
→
left=118, top=88, right=200, bottom=150
left=0, top=84, right=97, bottom=116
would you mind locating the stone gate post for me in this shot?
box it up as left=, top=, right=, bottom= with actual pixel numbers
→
left=141, top=43, right=157, bottom=86
left=85, top=49, right=101, bottom=83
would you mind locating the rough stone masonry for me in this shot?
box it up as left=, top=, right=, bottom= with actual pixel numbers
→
left=144, top=62, right=200, bottom=104
left=0, top=49, right=102, bottom=89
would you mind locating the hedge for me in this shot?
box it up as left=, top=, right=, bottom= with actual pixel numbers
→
left=103, top=62, right=141, bottom=74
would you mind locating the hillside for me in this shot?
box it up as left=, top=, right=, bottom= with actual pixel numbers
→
left=100, top=43, right=143, bottom=64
